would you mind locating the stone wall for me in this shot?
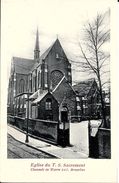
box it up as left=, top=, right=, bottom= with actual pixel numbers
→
left=89, top=127, right=111, bottom=159
left=7, top=116, right=59, bottom=143
left=34, top=119, right=58, bottom=142
left=98, top=128, right=111, bottom=158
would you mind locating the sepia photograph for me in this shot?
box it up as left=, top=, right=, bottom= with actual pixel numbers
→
left=5, top=0, right=111, bottom=160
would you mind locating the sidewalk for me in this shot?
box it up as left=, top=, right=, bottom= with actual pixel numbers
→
left=8, top=125, right=88, bottom=159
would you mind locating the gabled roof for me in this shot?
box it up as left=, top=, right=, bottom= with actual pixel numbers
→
left=32, top=75, right=75, bottom=106
left=40, top=44, right=53, bottom=60
left=13, top=57, right=34, bottom=74
left=29, top=41, right=54, bottom=72
left=40, top=38, right=68, bottom=61
left=32, top=90, right=48, bottom=104
left=73, top=79, right=96, bottom=96
left=52, top=76, right=76, bottom=105
left=31, top=38, right=69, bottom=70
left=12, top=38, right=69, bottom=73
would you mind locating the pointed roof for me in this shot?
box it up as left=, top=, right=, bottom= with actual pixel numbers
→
left=40, top=44, right=53, bottom=60
left=73, top=79, right=96, bottom=96
left=12, top=57, right=34, bottom=74
left=52, top=76, right=75, bottom=105
left=32, top=75, right=75, bottom=106
left=32, top=90, right=48, bottom=104
left=30, top=38, right=68, bottom=71
left=35, top=28, right=40, bottom=51
left=40, top=38, right=68, bottom=61
left=13, top=38, right=69, bottom=73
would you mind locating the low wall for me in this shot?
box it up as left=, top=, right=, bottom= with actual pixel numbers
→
left=34, top=119, right=58, bottom=142
left=98, top=128, right=111, bottom=159
left=7, top=115, right=58, bottom=143
left=89, top=127, right=111, bottom=159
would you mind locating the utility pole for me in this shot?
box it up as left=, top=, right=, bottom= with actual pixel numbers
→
left=25, top=89, right=29, bottom=143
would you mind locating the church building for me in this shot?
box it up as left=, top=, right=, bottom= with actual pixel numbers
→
left=7, top=29, right=100, bottom=121
left=7, top=29, right=76, bottom=121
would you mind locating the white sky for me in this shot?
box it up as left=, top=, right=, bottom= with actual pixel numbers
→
left=1, top=0, right=111, bottom=85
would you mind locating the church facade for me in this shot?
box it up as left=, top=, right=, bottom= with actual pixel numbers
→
left=7, top=30, right=100, bottom=121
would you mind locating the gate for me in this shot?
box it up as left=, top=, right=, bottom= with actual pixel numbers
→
left=58, top=106, right=70, bottom=147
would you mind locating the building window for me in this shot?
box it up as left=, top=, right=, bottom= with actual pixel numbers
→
left=19, top=79, right=25, bottom=93
left=45, top=68, right=48, bottom=72
left=77, top=105, right=81, bottom=110
left=76, top=96, right=80, bottom=101
left=56, top=53, right=59, bottom=59
left=33, top=70, right=37, bottom=91
left=51, top=70, right=64, bottom=89
left=33, top=76, right=37, bottom=91
left=24, top=104, right=26, bottom=108
left=29, top=74, right=32, bottom=92
left=45, top=98, right=52, bottom=110
left=38, top=71, right=41, bottom=88
left=45, top=84, right=48, bottom=88
left=24, top=94, right=27, bottom=98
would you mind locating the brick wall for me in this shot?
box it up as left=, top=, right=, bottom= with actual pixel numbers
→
left=45, top=39, right=72, bottom=86
left=53, top=78, right=76, bottom=115
left=34, top=119, right=58, bottom=142
left=7, top=116, right=58, bottom=143
left=89, top=127, right=111, bottom=159
left=98, top=128, right=111, bottom=158
left=37, top=93, right=59, bottom=121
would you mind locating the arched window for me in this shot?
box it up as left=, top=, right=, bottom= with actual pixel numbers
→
left=45, top=98, right=52, bottom=110
left=38, top=71, right=41, bottom=88
left=51, top=70, right=64, bottom=89
left=33, top=70, right=37, bottom=91
left=29, top=74, right=32, bottom=92
left=19, top=79, right=25, bottom=93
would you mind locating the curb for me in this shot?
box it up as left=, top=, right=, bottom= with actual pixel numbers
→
left=8, top=124, right=88, bottom=159
left=8, top=123, right=58, bottom=146
left=8, top=133, right=60, bottom=159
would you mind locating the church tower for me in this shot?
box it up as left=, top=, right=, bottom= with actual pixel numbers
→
left=34, top=28, right=40, bottom=62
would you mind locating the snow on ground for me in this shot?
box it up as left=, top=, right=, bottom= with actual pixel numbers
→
left=70, top=121, right=89, bottom=156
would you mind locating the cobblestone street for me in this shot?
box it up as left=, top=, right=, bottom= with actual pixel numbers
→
left=7, top=134, right=55, bottom=159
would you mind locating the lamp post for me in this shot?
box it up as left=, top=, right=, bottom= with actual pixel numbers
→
left=25, top=89, right=29, bottom=143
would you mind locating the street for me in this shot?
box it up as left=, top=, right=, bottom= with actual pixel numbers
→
left=7, top=134, right=55, bottom=159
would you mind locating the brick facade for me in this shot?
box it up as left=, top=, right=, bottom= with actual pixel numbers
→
left=36, top=93, right=59, bottom=121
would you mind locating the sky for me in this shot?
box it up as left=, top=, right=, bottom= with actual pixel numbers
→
left=1, top=0, right=111, bottom=86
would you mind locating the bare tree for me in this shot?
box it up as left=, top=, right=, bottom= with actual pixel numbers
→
left=79, top=11, right=110, bottom=127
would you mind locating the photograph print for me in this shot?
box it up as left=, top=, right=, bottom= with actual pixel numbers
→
left=6, top=0, right=111, bottom=159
